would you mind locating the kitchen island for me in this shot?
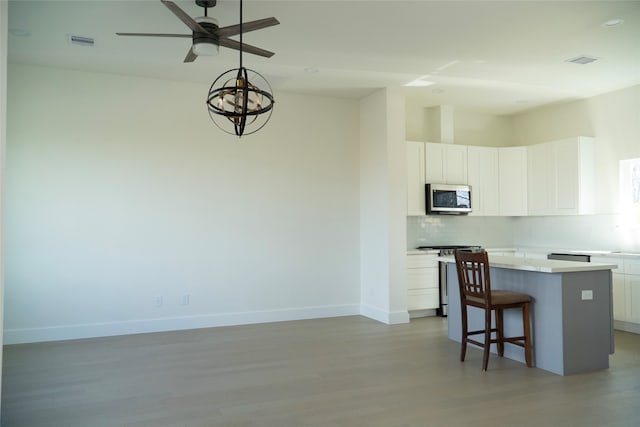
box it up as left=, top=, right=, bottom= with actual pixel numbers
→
left=439, top=255, right=617, bottom=375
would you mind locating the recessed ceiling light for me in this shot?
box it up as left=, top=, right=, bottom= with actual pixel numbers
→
left=405, top=76, right=435, bottom=87
left=602, top=19, right=624, bottom=27
left=304, top=67, right=319, bottom=74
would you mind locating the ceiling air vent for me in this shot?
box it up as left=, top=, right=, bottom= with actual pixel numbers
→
left=566, top=55, right=598, bottom=65
left=68, top=35, right=95, bottom=47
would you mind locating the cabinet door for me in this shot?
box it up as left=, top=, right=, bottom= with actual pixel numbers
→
left=407, top=268, right=438, bottom=290
left=424, top=143, right=444, bottom=183
left=627, top=274, right=640, bottom=323
left=527, top=142, right=552, bottom=215
left=613, top=273, right=628, bottom=322
left=554, top=139, right=580, bottom=213
left=625, top=259, right=640, bottom=323
left=468, top=146, right=499, bottom=216
left=498, top=146, right=528, bottom=216
left=443, top=144, right=468, bottom=184
left=406, top=142, right=426, bottom=216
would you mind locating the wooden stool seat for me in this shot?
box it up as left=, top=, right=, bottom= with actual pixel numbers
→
left=454, top=249, right=533, bottom=371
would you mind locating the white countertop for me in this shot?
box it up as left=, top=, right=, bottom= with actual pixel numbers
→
left=489, top=247, right=640, bottom=258
left=407, top=249, right=439, bottom=255
left=437, top=254, right=618, bottom=273
left=408, top=246, right=640, bottom=259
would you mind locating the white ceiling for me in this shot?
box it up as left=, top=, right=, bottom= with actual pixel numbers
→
left=7, top=0, right=640, bottom=115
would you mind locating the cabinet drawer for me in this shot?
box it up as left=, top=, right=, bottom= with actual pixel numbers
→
left=407, top=268, right=438, bottom=290
left=408, top=288, right=439, bottom=310
left=624, top=259, right=640, bottom=275
left=407, top=254, right=439, bottom=269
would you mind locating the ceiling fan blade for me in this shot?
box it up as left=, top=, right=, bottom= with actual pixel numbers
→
left=218, top=38, right=275, bottom=58
left=216, top=17, right=280, bottom=38
left=161, top=0, right=208, bottom=33
left=116, top=33, right=191, bottom=38
left=184, top=47, right=197, bottom=63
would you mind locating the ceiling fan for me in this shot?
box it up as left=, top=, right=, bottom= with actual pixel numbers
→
left=116, top=0, right=279, bottom=62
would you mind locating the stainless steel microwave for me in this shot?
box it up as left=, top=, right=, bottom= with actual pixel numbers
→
left=426, top=184, right=472, bottom=214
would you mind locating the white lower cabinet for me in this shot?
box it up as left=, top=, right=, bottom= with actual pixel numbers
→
left=592, top=256, right=640, bottom=327
left=407, top=253, right=439, bottom=310
left=625, top=259, right=640, bottom=323
left=613, top=273, right=627, bottom=321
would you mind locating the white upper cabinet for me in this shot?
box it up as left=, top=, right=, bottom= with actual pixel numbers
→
left=424, top=142, right=467, bottom=184
left=406, top=141, right=426, bottom=216
left=527, top=137, right=595, bottom=215
left=498, top=146, right=528, bottom=216
left=526, top=142, right=553, bottom=215
left=467, top=146, right=500, bottom=216
left=424, top=143, right=445, bottom=183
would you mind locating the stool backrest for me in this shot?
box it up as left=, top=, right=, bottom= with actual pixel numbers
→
left=454, top=249, right=492, bottom=307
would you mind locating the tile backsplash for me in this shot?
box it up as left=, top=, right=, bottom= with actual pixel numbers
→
left=407, top=215, right=516, bottom=248
left=408, top=213, right=640, bottom=252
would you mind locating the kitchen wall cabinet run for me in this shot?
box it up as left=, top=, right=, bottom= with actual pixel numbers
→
left=407, top=252, right=439, bottom=311
left=406, top=136, right=593, bottom=218
left=467, top=146, right=499, bottom=216
left=498, top=146, right=528, bottom=216
left=527, top=137, right=595, bottom=215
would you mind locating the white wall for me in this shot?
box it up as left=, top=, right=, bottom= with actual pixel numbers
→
left=4, top=64, right=362, bottom=343
left=454, top=110, right=514, bottom=147
left=405, top=105, right=514, bottom=147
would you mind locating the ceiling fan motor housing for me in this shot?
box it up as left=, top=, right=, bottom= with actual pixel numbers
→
left=193, top=17, right=220, bottom=56
left=195, top=0, right=217, bottom=8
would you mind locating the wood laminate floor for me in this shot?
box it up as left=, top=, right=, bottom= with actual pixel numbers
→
left=2, top=316, right=639, bottom=427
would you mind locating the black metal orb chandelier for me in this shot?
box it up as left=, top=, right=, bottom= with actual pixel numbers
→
left=207, top=0, right=275, bottom=137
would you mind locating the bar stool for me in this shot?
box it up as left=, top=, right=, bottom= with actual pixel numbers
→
left=454, top=249, right=533, bottom=371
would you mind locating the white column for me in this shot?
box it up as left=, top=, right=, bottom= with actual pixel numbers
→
left=359, top=88, right=408, bottom=324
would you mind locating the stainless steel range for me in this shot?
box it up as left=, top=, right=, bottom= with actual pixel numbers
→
left=416, top=245, right=482, bottom=317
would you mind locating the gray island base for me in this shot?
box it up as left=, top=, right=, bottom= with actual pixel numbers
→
left=440, top=255, right=616, bottom=376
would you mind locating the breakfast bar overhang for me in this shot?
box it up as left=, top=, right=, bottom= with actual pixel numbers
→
left=439, top=255, right=617, bottom=375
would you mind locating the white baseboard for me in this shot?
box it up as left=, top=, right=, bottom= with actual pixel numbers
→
left=614, top=320, right=640, bottom=335
left=3, top=304, right=361, bottom=344
left=360, top=304, right=410, bottom=325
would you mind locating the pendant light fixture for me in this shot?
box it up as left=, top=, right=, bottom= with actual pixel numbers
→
left=206, top=0, right=275, bottom=137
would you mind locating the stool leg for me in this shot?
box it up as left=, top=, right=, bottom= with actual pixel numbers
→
left=460, top=304, right=468, bottom=362
left=496, top=308, right=504, bottom=357
left=482, top=308, right=491, bottom=371
left=523, top=302, right=533, bottom=367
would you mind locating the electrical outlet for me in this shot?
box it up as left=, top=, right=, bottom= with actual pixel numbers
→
left=181, top=294, right=190, bottom=306
left=154, top=295, right=163, bottom=307
left=581, top=290, right=593, bottom=301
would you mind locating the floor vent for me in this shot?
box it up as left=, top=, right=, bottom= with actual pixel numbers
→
left=69, top=35, right=95, bottom=47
